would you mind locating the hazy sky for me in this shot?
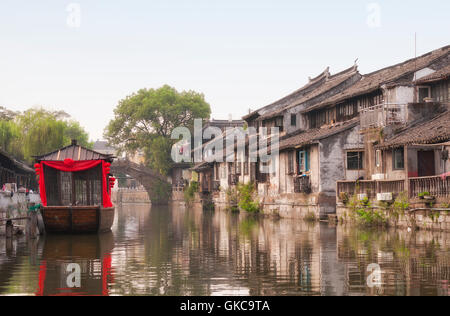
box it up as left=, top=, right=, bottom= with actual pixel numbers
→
left=0, top=0, right=449, bottom=140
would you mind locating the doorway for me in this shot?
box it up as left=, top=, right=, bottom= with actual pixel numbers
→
left=418, top=151, right=435, bottom=177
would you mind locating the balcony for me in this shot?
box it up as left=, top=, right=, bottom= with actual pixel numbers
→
left=337, top=179, right=405, bottom=201
left=337, top=176, right=450, bottom=202
left=360, top=103, right=407, bottom=129
left=294, top=176, right=312, bottom=194
left=409, top=176, right=450, bottom=199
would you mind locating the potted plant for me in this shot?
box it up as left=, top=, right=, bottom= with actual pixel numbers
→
left=418, top=191, right=430, bottom=200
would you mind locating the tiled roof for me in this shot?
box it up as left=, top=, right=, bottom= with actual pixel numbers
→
left=192, top=161, right=213, bottom=171
left=303, top=45, right=450, bottom=114
left=35, top=141, right=114, bottom=161
left=415, top=64, right=450, bottom=84
left=257, top=66, right=360, bottom=121
left=377, top=109, right=450, bottom=149
left=243, top=67, right=333, bottom=120
left=93, top=141, right=116, bottom=155
left=0, top=148, right=34, bottom=174
left=279, top=118, right=359, bottom=151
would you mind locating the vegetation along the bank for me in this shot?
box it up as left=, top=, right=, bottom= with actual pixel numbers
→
left=0, top=107, right=92, bottom=163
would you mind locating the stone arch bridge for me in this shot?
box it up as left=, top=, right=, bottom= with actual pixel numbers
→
left=111, top=159, right=170, bottom=205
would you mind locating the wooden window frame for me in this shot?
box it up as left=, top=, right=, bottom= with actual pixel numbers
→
left=393, top=147, right=405, bottom=170
left=297, top=149, right=310, bottom=174
left=346, top=151, right=364, bottom=170
left=290, top=114, right=297, bottom=127
left=287, top=151, right=295, bottom=175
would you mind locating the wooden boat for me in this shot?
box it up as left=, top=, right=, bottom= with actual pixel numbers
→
left=34, top=140, right=116, bottom=234
left=41, top=206, right=115, bottom=234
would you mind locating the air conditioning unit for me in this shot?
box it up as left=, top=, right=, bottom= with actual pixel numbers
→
left=377, top=193, right=393, bottom=201
left=372, top=174, right=385, bottom=180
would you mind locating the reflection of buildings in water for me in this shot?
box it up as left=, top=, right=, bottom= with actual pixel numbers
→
left=36, top=233, right=114, bottom=296
left=336, top=225, right=450, bottom=296
left=170, top=206, right=325, bottom=295
left=2, top=202, right=449, bottom=296
left=319, top=224, right=347, bottom=296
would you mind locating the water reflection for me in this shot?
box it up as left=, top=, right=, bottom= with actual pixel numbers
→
left=0, top=203, right=448, bottom=296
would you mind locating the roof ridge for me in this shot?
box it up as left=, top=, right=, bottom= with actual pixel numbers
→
left=34, top=143, right=113, bottom=160
left=245, top=67, right=332, bottom=119
left=327, top=64, right=358, bottom=80
left=363, top=45, right=450, bottom=78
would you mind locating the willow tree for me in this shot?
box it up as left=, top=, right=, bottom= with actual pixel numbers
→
left=105, top=85, right=211, bottom=175
left=0, top=108, right=92, bottom=163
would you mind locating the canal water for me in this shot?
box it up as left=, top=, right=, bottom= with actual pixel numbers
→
left=0, top=203, right=449, bottom=296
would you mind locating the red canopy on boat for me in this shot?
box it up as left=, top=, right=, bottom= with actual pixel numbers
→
left=35, top=159, right=113, bottom=208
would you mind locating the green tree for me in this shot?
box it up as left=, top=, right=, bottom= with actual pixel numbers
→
left=105, top=85, right=211, bottom=175
left=0, top=107, right=92, bottom=163
left=0, top=120, right=22, bottom=157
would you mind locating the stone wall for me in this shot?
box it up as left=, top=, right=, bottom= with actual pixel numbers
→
left=0, top=192, right=40, bottom=235
left=112, top=189, right=151, bottom=204
left=337, top=204, right=450, bottom=232
left=212, top=190, right=320, bottom=220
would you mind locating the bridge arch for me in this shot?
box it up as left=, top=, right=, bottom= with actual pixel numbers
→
left=111, top=159, right=171, bottom=205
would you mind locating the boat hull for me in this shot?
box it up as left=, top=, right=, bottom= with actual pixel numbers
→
left=41, top=206, right=115, bottom=234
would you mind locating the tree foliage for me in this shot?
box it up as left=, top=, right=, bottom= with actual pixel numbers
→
left=105, top=85, right=211, bottom=175
left=0, top=107, right=92, bottom=163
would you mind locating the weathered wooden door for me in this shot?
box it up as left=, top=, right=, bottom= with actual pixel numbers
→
left=418, top=151, right=435, bottom=177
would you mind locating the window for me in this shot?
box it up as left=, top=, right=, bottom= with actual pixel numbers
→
left=291, top=114, right=297, bottom=127
left=215, top=164, right=220, bottom=181
left=221, top=165, right=227, bottom=179
left=393, top=147, right=405, bottom=170
left=243, top=162, right=249, bottom=175
left=60, top=172, right=73, bottom=206
left=236, top=162, right=242, bottom=175
left=275, top=117, right=284, bottom=132
left=418, top=86, right=431, bottom=102
left=243, top=152, right=249, bottom=175
left=347, top=151, right=364, bottom=170
left=298, top=150, right=310, bottom=174
left=431, top=80, right=449, bottom=102
left=287, top=151, right=295, bottom=174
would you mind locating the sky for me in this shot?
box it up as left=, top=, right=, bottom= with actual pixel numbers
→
left=0, top=0, right=449, bottom=141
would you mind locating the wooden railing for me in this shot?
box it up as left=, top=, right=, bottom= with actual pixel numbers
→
left=360, top=103, right=407, bottom=129
left=338, top=176, right=449, bottom=201
left=409, top=176, right=450, bottom=199
left=337, top=180, right=377, bottom=199
left=378, top=179, right=405, bottom=195
left=337, top=179, right=406, bottom=200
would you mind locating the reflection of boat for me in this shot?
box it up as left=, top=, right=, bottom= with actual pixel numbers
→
left=36, top=232, right=114, bottom=296
left=34, top=140, right=116, bottom=234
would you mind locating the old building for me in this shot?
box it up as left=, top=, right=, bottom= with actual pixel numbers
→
left=0, top=148, right=35, bottom=192
left=247, top=45, right=449, bottom=220
left=182, top=45, right=450, bottom=223
left=335, top=46, right=450, bottom=228
left=180, top=120, right=246, bottom=203
left=240, top=65, right=364, bottom=218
